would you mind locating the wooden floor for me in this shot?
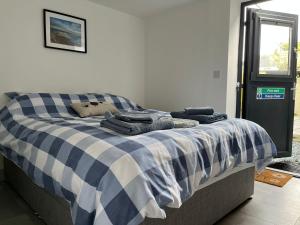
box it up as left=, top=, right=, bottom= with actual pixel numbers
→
left=0, top=179, right=300, bottom=225
left=217, top=178, right=300, bottom=225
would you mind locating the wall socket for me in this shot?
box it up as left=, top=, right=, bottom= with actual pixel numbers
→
left=213, top=70, right=221, bottom=79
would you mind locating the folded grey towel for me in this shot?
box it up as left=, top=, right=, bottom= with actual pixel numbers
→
left=114, top=111, right=161, bottom=124
left=170, top=111, right=186, bottom=118
left=184, top=107, right=214, bottom=115
left=101, top=112, right=175, bottom=135
left=170, top=111, right=227, bottom=124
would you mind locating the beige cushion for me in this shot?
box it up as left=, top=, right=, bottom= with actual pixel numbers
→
left=71, top=102, right=118, bottom=118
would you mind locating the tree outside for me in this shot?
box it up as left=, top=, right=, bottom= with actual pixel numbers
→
left=272, top=42, right=300, bottom=73
left=264, top=42, right=300, bottom=116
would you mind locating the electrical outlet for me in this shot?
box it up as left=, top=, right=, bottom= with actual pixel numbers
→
left=213, top=70, right=221, bottom=79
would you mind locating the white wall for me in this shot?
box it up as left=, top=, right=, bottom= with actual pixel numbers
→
left=0, top=0, right=145, bottom=106
left=0, top=0, right=146, bottom=170
left=145, top=0, right=241, bottom=114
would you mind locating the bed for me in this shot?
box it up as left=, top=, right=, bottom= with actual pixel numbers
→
left=0, top=93, right=276, bottom=225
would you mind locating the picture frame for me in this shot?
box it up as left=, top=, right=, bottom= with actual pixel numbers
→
left=43, top=9, right=87, bottom=53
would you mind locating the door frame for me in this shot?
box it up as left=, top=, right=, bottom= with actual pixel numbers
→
left=235, top=0, right=272, bottom=117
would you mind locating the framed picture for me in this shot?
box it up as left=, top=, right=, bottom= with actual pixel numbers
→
left=44, top=9, right=87, bottom=53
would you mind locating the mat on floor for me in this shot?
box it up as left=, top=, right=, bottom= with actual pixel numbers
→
left=268, top=160, right=300, bottom=174
left=255, top=169, right=293, bottom=187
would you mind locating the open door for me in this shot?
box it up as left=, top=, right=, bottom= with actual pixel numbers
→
left=243, top=9, right=298, bottom=157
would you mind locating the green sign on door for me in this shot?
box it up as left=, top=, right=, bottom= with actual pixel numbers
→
left=256, top=87, right=285, bottom=100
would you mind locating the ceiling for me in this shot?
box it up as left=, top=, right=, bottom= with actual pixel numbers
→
left=89, top=0, right=198, bottom=17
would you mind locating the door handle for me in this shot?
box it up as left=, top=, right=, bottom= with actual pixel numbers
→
left=294, top=47, right=298, bottom=57
left=294, top=47, right=298, bottom=54
left=291, top=82, right=297, bottom=100
left=236, top=82, right=241, bottom=91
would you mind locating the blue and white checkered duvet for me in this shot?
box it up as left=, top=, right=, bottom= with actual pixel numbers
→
left=0, top=93, right=276, bottom=225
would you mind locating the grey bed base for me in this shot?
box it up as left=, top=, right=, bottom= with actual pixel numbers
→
left=4, top=158, right=255, bottom=225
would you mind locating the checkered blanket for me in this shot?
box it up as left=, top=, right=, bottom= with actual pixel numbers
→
left=0, top=93, right=277, bottom=225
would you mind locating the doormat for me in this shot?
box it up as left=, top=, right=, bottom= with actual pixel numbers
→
left=268, top=160, right=300, bottom=174
left=255, top=169, right=293, bottom=187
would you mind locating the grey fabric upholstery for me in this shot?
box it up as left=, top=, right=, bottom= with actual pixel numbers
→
left=4, top=159, right=73, bottom=225
left=4, top=158, right=255, bottom=225
left=0, top=169, right=4, bottom=182
left=143, top=166, right=255, bottom=225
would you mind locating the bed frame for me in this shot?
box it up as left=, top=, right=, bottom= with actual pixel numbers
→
left=4, top=158, right=255, bottom=225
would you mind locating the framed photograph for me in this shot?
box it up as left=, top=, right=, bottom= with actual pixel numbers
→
left=44, top=9, right=87, bottom=53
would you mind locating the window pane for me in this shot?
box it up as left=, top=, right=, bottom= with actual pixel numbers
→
left=259, top=24, right=292, bottom=76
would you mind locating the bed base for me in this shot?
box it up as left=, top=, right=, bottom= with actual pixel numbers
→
left=0, top=169, right=4, bottom=182
left=4, top=158, right=255, bottom=225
